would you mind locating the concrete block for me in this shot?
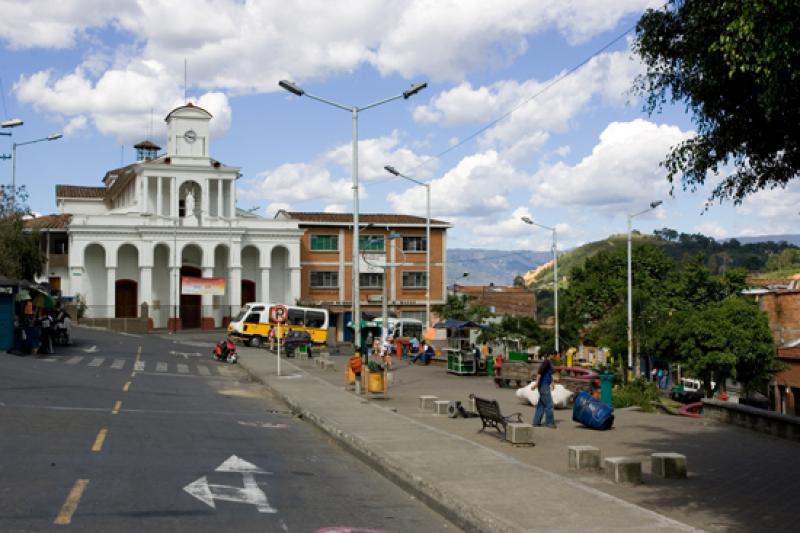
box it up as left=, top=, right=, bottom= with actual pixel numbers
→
left=418, top=395, right=438, bottom=410
left=651, top=453, right=687, bottom=479
left=467, top=396, right=477, bottom=413
left=604, top=457, right=642, bottom=485
left=433, top=400, right=450, bottom=416
left=568, top=445, right=601, bottom=471
left=321, top=360, right=336, bottom=371
left=506, top=423, right=534, bottom=446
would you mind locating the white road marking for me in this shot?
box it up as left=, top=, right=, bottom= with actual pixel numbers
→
left=111, top=359, right=125, bottom=370
left=156, top=362, right=168, bottom=373
left=66, top=356, right=83, bottom=365
left=217, top=366, right=233, bottom=376
left=82, top=345, right=99, bottom=353
left=197, top=365, right=211, bottom=376
left=177, top=364, right=189, bottom=374
left=183, top=455, right=275, bottom=513
left=237, top=421, right=288, bottom=429
left=88, top=357, right=104, bottom=367
left=134, top=361, right=145, bottom=372
left=42, top=357, right=58, bottom=363
left=169, top=350, right=203, bottom=359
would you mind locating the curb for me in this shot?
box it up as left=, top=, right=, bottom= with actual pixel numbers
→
left=237, top=355, right=517, bottom=533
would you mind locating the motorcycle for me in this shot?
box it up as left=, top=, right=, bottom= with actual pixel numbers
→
left=213, top=338, right=238, bottom=364
left=53, top=309, right=72, bottom=346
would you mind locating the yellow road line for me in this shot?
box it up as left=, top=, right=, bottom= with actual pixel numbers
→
left=91, top=428, right=108, bottom=452
left=54, top=479, right=89, bottom=525
left=123, top=381, right=131, bottom=392
left=112, top=400, right=122, bottom=415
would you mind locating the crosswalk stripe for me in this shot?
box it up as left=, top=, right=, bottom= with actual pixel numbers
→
left=217, top=366, right=233, bottom=376
left=197, top=365, right=210, bottom=376
left=42, top=357, right=58, bottom=363
left=156, top=362, right=168, bottom=373
left=134, top=361, right=145, bottom=372
left=88, top=357, right=104, bottom=367
left=177, top=363, right=189, bottom=374
left=66, top=356, right=83, bottom=365
left=111, top=359, right=125, bottom=370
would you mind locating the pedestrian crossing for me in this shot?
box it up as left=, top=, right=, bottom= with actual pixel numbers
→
left=36, top=355, right=236, bottom=377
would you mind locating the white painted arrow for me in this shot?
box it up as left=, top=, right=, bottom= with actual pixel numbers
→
left=82, top=345, right=98, bottom=353
left=183, top=455, right=275, bottom=513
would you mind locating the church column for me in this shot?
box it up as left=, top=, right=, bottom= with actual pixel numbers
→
left=201, top=266, right=215, bottom=330
left=167, top=266, right=181, bottom=331
left=289, top=266, right=301, bottom=304
left=139, top=266, right=153, bottom=328
left=259, top=267, right=270, bottom=302
left=171, top=177, right=178, bottom=218
left=106, top=267, right=116, bottom=319
left=155, top=177, right=163, bottom=217
left=217, top=180, right=224, bottom=218
left=229, top=267, right=242, bottom=315
left=228, top=181, right=235, bottom=218
left=201, top=178, right=210, bottom=223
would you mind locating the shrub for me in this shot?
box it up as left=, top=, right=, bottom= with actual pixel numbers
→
left=612, top=378, right=662, bottom=411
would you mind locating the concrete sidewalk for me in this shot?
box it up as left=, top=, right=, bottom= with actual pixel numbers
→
left=234, top=347, right=702, bottom=533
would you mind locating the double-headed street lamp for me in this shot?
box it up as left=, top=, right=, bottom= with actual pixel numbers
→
left=1, top=118, right=24, bottom=162
left=521, top=216, right=559, bottom=355
left=11, top=132, right=63, bottom=204
left=627, top=200, right=663, bottom=380
left=278, top=80, right=427, bottom=353
left=383, top=165, right=431, bottom=329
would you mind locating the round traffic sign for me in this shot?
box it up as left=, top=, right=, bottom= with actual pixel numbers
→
left=270, top=304, right=288, bottom=323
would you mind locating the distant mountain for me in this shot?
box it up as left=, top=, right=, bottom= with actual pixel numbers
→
left=446, top=248, right=551, bottom=286
left=732, top=234, right=800, bottom=246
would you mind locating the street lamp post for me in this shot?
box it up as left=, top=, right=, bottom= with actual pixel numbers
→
left=384, top=165, right=432, bottom=331
left=279, top=80, right=427, bottom=354
left=521, top=217, right=559, bottom=355
left=627, top=200, right=663, bottom=381
left=453, top=272, right=469, bottom=297
left=11, top=132, right=63, bottom=205
left=364, top=233, right=404, bottom=348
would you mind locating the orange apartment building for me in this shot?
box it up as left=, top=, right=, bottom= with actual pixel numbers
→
left=275, top=211, right=450, bottom=342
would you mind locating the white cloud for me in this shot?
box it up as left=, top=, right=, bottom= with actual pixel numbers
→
left=63, top=114, right=88, bottom=136
left=530, top=119, right=692, bottom=212
left=239, top=163, right=353, bottom=206
left=14, top=62, right=232, bottom=143
left=733, top=184, right=800, bottom=236
left=412, top=49, right=643, bottom=161
left=265, top=202, right=290, bottom=218
left=694, top=222, right=728, bottom=240
left=387, top=150, right=526, bottom=218
left=324, top=204, right=347, bottom=213
left=323, top=131, right=436, bottom=181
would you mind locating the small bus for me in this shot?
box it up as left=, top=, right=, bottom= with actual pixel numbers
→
left=374, top=317, right=424, bottom=340
left=228, top=302, right=329, bottom=347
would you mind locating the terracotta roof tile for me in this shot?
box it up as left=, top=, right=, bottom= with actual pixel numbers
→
left=55, top=185, right=106, bottom=199
left=23, top=213, right=72, bottom=230
left=281, top=211, right=450, bottom=226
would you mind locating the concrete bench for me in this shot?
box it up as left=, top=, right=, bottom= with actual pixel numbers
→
left=604, top=457, right=642, bottom=484
left=320, top=359, right=336, bottom=371
left=506, top=422, right=534, bottom=446
left=418, top=395, right=438, bottom=410
left=433, top=400, right=450, bottom=416
left=568, top=445, right=601, bottom=471
left=314, top=356, right=329, bottom=368
left=651, top=453, right=687, bottom=479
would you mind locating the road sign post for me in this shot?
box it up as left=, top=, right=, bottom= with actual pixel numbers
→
left=270, top=305, right=288, bottom=376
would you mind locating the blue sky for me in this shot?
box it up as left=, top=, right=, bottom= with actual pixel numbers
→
left=1, top=0, right=797, bottom=253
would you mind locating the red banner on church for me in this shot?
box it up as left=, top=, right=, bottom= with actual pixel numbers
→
left=181, top=276, right=226, bottom=296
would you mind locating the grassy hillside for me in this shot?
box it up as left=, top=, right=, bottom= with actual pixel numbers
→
left=524, top=230, right=799, bottom=290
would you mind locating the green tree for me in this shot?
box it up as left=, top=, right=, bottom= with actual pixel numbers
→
left=432, top=294, right=494, bottom=323
left=0, top=186, right=45, bottom=281
left=512, top=275, right=527, bottom=288
left=666, top=296, right=778, bottom=396
left=633, top=1, right=800, bottom=203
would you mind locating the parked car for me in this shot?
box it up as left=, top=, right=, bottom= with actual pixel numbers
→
left=282, top=330, right=312, bottom=357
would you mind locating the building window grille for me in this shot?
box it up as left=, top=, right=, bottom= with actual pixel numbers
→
left=310, top=234, right=338, bottom=251
left=402, top=272, right=427, bottom=288
left=360, top=273, right=384, bottom=288
left=402, top=236, right=427, bottom=252
left=359, top=235, right=385, bottom=252
left=310, top=271, right=339, bottom=288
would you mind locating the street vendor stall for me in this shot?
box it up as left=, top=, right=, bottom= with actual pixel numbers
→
left=434, top=319, right=483, bottom=376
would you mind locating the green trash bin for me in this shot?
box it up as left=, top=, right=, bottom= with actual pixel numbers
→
left=600, top=372, right=614, bottom=406
left=486, top=355, right=495, bottom=377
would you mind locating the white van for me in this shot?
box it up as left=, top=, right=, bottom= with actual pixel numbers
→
left=374, top=317, right=424, bottom=340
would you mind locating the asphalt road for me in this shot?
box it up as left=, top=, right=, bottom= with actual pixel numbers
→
left=0, top=327, right=459, bottom=533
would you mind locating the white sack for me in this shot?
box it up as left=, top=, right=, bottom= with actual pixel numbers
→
left=515, top=382, right=573, bottom=409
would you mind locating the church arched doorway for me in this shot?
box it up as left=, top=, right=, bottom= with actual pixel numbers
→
left=115, top=279, right=138, bottom=318
left=180, top=266, right=202, bottom=329
left=241, top=279, right=256, bottom=306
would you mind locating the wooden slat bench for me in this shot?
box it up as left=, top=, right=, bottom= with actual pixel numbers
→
left=472, top=394, right=523, bottom=439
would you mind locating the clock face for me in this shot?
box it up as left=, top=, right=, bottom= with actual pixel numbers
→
left=184, top=130, right=197, bottom=143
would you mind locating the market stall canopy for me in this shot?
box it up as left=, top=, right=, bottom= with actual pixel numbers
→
left=15, top=289, right=31, bottom=301
left=32, top=291, right=55, bottom=309
left=433, top=319, right=481, bottom=329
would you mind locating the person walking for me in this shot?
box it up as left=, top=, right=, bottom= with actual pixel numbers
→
left=532, top=352, right=556, bottom=428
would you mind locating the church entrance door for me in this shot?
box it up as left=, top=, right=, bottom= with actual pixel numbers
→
left=180, top=266, right=202, bottom=329
left=115, top=279, right=138, bottom=318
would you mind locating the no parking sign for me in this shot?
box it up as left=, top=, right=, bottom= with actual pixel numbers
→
left=270, top=304, right=288, bottom=324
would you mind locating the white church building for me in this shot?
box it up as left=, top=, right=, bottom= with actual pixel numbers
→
left=31, top=103, right=302, bottom=329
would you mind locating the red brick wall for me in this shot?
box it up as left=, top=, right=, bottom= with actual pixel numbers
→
left=757, top=291, right=800, bottom=345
